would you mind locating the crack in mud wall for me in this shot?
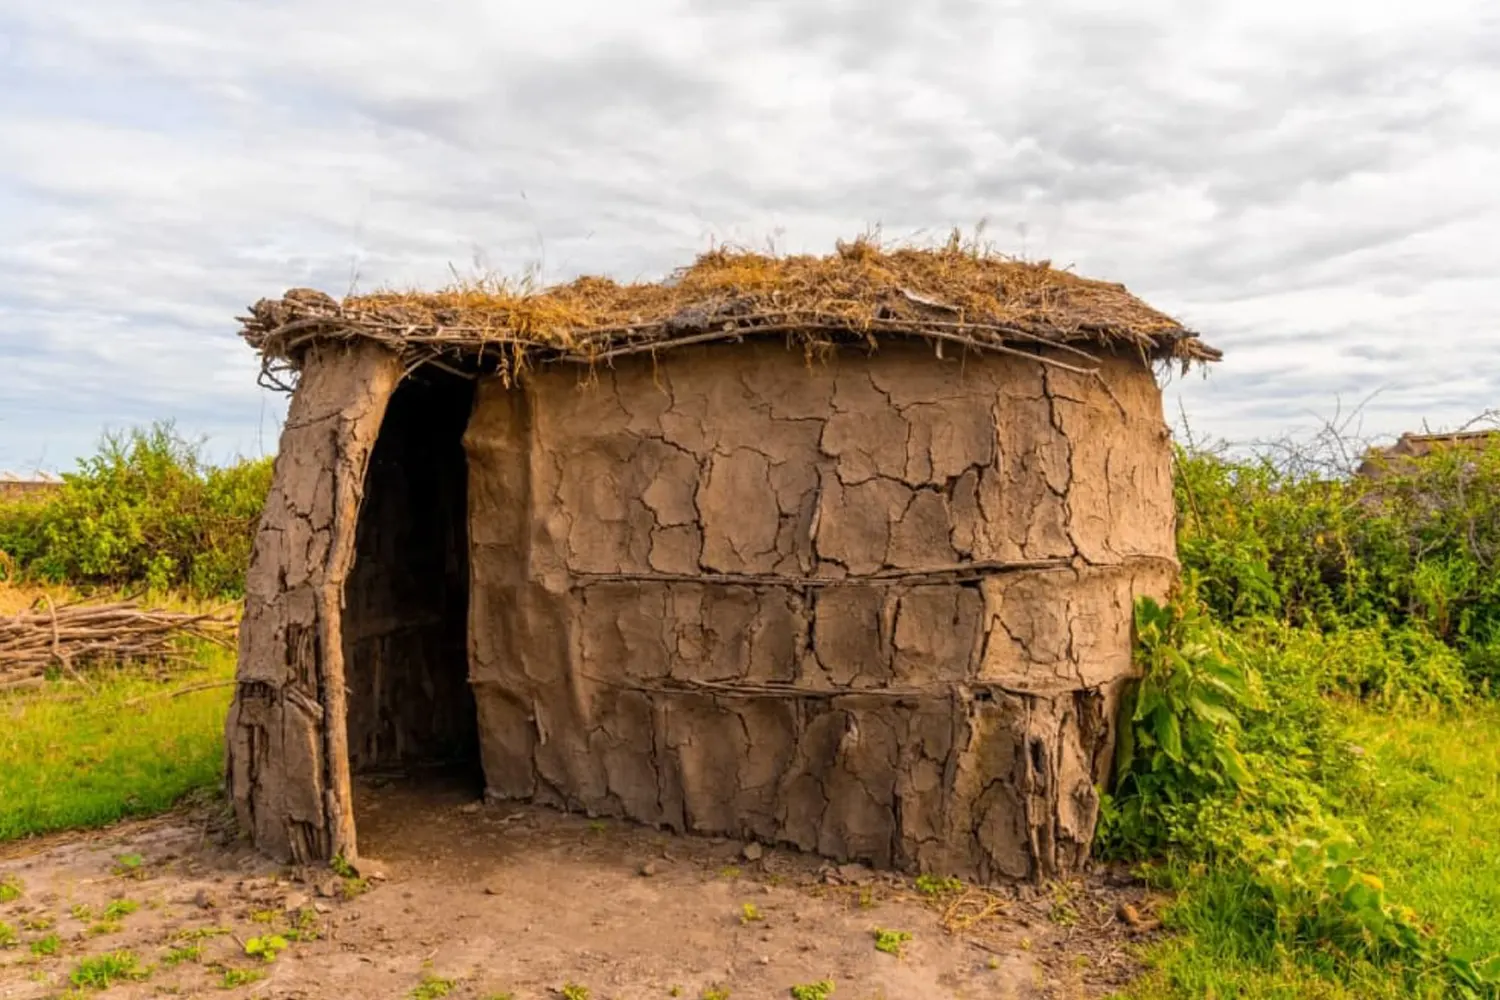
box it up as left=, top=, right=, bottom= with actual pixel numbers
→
left=466, top=340, right=1176, bottom=880
left=226, top=343, right=403, bottom=863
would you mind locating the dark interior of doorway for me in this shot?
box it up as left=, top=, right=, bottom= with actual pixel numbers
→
left=342, top=365, right=481, bottom=797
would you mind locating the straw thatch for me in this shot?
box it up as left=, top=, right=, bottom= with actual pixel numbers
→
left=241, top=236, right=1219, bottom=390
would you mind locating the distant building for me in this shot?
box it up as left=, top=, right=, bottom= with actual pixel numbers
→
left=1356, top=429, right=1500, bottom=480
left=0, top=472, right=61, bottom=500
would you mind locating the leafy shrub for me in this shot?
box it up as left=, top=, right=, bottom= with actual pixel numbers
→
left=1175, top=442, right=1500, bottom=689
left=1105, top=585, right=1499, bottom=996
left=0, top=422, right=271, bottom=598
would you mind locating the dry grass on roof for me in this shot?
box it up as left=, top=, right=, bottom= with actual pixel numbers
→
left=242, top=234, right=1219, bottom=387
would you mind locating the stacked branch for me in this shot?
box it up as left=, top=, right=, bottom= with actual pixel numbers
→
left=0, top=598, right=237, bottom=690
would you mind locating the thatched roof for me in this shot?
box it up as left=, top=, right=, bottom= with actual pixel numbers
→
left=241, top=236, right=1219, bottom=389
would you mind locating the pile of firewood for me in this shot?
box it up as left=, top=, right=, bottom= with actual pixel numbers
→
left=0, top=598, right=237, bottom=690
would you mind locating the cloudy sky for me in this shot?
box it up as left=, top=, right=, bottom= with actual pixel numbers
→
left=2, top=0, right=1497, bottom=472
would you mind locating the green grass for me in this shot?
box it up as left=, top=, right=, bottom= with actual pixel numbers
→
left=1120, top=702, right=1500, bottom=999
left=0, top=650, right=234, bottom=841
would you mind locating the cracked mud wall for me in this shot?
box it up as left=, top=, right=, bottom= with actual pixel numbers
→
left=226, top=343, right=402, bottom=864
left=466, top=339, right=1176, bottom=881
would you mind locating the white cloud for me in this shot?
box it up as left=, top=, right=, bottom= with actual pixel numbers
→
left=1, top=0, right=1498, bottom=469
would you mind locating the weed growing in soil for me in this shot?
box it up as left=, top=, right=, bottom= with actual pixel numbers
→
left=112, top=854, right=145, bottom=878
left=286, top=907, right=322, bottom=941
left=243, top=934, right=288, bottom=962
left=738, top=902, right=764, bottom=924
left=69, top=950, right=146, bottom=989
left=559, top=983, right=590, bottom=1000
left=409, top=974, right=456, bottom=999
left=0, top=921, right=16, bottom=947
left=789, top=981, right=834, bottom=1000
left=702, top=987, right=731, bottom=1000
left=218, top=966, right=264, bottom=988
left=31, top=933, right=61, bottom=957
left=0, top=875, right=21, bottom=902
left=102, top=899, right=138, bottom=921
left=913, top=875, right=961, bottom=898
left=872, top=928, right=910, bottom=956
left=161, top=944, right=201, bottom=965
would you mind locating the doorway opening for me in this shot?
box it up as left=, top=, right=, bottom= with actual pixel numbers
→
left=342, top=365, right=480, bottom=810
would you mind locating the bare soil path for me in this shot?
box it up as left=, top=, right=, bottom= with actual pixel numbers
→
left=1, top=778, right=1159, bottom=1000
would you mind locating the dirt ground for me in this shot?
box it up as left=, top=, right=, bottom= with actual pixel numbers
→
left=0, top=777, right=1164, bottom=1000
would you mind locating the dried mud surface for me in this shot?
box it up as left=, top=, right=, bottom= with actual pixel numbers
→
left=463, top=343, right=1177, bottom=881
left=0, top=781, right=1166, bottom=1000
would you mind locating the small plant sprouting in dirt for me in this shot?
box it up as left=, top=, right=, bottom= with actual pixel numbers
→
left=701, top=987, right=731, bottom=1000
left=112, top=854, right=146, bottom=879
left=409, top=974, right=457, bottom=999
left=70, top=904, right=93, bottom=921
left=856, top=887, right=875, bottom=909
left=87, top=921, right=123, bottom=937
left=219, top=967, right=265, bottom=989
left=739, top=902, right=764, bottom=925
left=329, top=855, right=371, bottom=898
left=103, top=899, right=139, bottom=921
left=69, top=950, right=147, bottom=989
left=175, top=925, right=231, bottom=941
left=986, top=955, right=1000, bottom=970
left=244, top=934, right=289, bottom=963
left=162, top=944, right=202, bottom=966
left=718, top=866, right=742, bottom=880
left=789, top=981, right=834, bottom=1000
left=286, top=907, right=322, bottom=941
left=22, top=914, right=55, bottom=931
left=560, top=983, right=591, bottom=1000
left=587, top=819, right=608, bottom=834
left=872, top=928, right=911, bottom=957
left=668, top=988, right=683, bottom=998
left=0, top=921, right=17, bottom=948
left=31, top=933, right=62, bottom=957
left=249, top=909, right=277, bottom=924
left=1046, top=881, right=1079, bottom=927
left=914, top=874, right=962, bottom=897
left=0, top=876, right=23, bottom=903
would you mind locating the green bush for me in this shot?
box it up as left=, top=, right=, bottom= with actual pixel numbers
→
left=1176, top=442, right=1500, bottom=689
left=0, top=422, right=271, bottom=599
left=1108, top=431, right=1500, bottom=996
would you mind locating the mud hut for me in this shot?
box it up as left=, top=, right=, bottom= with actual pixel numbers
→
left=225, top=239, right=1219, bottom=882
left=1356, top=429, right=1500, bottom=481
